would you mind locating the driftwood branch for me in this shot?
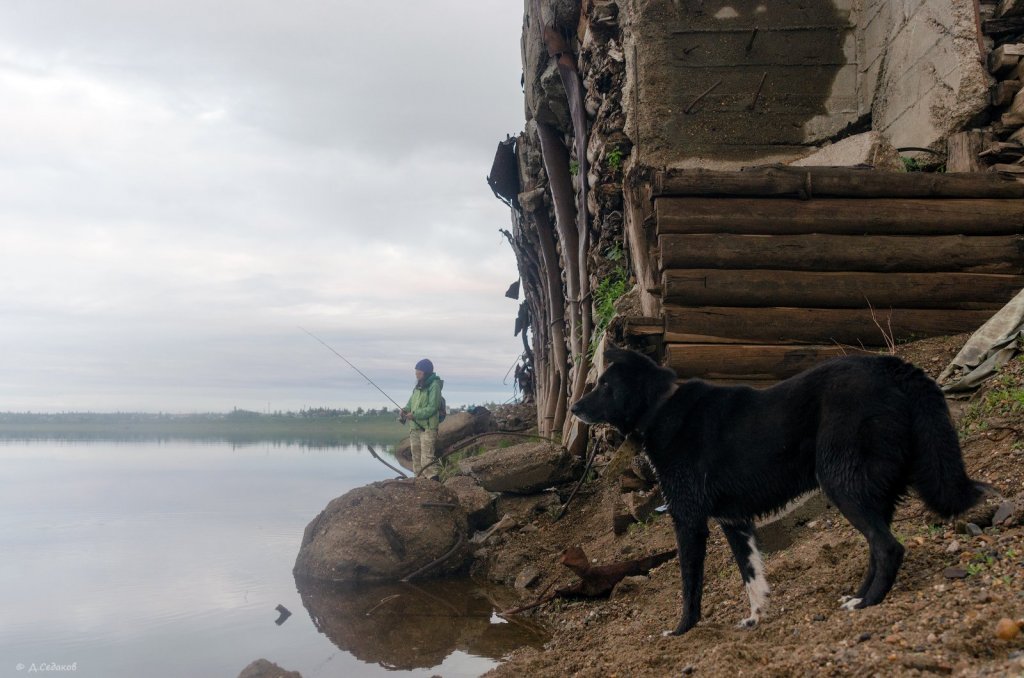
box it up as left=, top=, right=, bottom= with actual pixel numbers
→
left=501, top=546, right=678, bottom=615
left=501, top=580, right=558, bottom=615
left=400, top=531, right=466, bottom=583
left=557, top=546, right=677, bottom=597
left=554, top=443, right=600, bottom=521
left=367, top=444, right=408, bottom=478
left=364, top=594, right=402, bottom=617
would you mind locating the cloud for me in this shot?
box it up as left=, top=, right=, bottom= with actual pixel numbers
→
left=0, top=1, right=526, bottom=156
left=0, top=1, right=529, bottom=412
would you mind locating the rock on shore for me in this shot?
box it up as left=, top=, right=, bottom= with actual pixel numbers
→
left=293, top=478, right=470, bottom=583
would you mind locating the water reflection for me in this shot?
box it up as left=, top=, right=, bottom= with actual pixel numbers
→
left=0, top=439, right=546, bottom=677
left=296, top=577, right=549, bottom=671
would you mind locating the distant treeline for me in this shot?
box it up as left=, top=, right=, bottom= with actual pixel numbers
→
left=0, top=407, right=446, bottom=446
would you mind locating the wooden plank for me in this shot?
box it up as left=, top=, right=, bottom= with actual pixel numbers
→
left=1002, top=86, right=1024, bottom=126
left=623, top=323, right=664, bottom=337
left=999, top=0, right=1024, bottom=18
left=984, top=16, right=1024, bottom=37
left=664, top=343, right=869, bottom=380
left=663, top=306, right=994, bottom=345
left=622, top=316, right=663, bottom=335
left=991, top=80, right=1022, bottom=107
left=989, top=43, right=1024, bottom=75
left=656, top=197, right=1024, bottom=236
left=652, top=166, right=1024, bottom=199
left=991, top=163, right=1024, bottom=174
left=658, top=233, right=1024, bottom=273
left=979, top=141, right=1024, bottom=162
left=662, top=269, right=1024, bottom=309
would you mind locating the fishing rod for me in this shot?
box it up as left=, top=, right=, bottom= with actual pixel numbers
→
left=299, top=327, right=405, bottom=412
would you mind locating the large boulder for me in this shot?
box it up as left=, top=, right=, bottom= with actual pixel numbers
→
left=443, top=475, right=498, bottom=531
left=237, top=659, right=301, bottom=678
left=395, top=408, right=495, bottom=471
left=294, top=478, right=470, bottom=583
left=459, top=442, right=582, bottom=494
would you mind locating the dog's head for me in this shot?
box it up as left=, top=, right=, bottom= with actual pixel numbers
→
left=570, top=347, right=677, bottom=434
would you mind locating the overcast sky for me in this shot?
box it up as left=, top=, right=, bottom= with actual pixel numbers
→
left=0, top=1, right=529, bottom=413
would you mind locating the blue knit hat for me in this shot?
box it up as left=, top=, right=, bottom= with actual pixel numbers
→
left=415, top=358, right=434, bottom=373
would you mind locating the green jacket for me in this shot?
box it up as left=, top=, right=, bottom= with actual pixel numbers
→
left=405, top=373, right=443, bottom=431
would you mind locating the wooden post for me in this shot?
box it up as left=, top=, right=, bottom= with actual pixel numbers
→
left=946, top=130, right=990, bottom=173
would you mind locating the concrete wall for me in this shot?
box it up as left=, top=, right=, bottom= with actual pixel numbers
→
left=622, top=0, right=989, bottom=168
left=858, top=0, right=988, bottom=151
left=623, top=0, right=861, bottom=169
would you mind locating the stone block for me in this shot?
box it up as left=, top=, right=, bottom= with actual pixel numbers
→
left=459, top=442, right=582, bottom=494
left=791, top=131, right=903, bottom=170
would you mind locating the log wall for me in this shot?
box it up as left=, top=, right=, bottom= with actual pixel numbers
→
left=642, top=168, right=1024, bottom=382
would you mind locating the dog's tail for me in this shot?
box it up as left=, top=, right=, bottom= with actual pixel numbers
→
left=901, top=362, right=989, bottom=518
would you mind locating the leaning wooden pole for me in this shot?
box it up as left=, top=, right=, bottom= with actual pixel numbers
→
left=537, top=122, right=582, bottom=360
left=522, top=184, right=570, bottom=438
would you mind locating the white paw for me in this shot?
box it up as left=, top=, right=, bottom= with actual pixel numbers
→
left=839, top=597, right=862, bottom=611
left=661, top=629, right=674, bottom=637
left=737, top=615, right=759, bottom=629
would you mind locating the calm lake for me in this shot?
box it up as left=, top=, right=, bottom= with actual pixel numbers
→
left=0, top=439, right=547, bottom=677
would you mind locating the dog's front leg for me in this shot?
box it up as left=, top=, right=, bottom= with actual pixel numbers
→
left=668, top=516, right=709, bottom=636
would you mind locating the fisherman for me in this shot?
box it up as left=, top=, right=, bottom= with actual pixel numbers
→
left=400, top=359, right=444, bottom=480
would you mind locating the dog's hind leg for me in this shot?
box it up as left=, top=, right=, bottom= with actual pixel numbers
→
left=825, top=493, right=904, bottom=610
left=667, top=516, right=709, bottom=636
left=720, top=521, right=769, bottom=628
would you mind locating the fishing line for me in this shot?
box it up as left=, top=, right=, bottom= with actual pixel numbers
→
left=299, top=327, right=404, bottom=411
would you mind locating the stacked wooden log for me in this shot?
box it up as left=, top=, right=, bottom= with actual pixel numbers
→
left=649, top=167, right=1024, bottom=383
left=953, top=1, right=1024, bottom=172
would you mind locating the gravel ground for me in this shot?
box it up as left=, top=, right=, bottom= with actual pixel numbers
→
left=480, top=337, right=1024, bottom=677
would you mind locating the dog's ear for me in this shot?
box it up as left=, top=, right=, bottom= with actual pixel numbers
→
left=604, top=347, right=669, bottom=379
left=603, top=346, right=632, bottom=367
left=602, top=348, right=651, bottom=368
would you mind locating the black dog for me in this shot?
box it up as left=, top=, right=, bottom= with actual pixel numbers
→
left=571, top=347, right=987, bottom=636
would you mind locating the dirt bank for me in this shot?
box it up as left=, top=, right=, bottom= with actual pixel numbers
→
left=481, top=336, right=1024, bottom=677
